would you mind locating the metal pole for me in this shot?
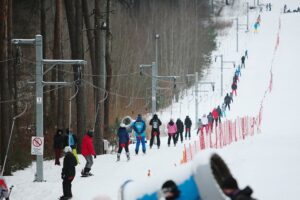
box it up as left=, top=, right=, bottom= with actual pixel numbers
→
left=195, top=72, right=199, bottom=125
left=151, top=62, right=157, bottom=114
left=35, top=34, right=44, bottom=182
left=221, top=55, right=224, bottom=97
left=236, top=18, right=239, bottom=52
left=155, top=34, right=159, bottom=72
left=247, top=2, right=249, bottom=31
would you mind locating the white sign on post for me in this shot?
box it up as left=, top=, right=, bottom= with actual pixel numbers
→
left=31, top=136, right=44, bottom=155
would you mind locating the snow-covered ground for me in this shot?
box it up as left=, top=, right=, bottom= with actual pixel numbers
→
left=4, top=0, right=300, bottom=199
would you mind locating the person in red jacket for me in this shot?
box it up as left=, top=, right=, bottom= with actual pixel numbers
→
left=81, top=130, right=96, bottom=177
left=212, top=107, right=219, bottom=127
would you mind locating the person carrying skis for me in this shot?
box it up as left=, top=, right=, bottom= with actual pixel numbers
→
left=149, top=114, right=162, bottom=149
left=81, top=130, right=96, bottom=177
left=131, top=114, right=146, bottom=155
left=241, top=55, right=246, bottom=68
left=64, top=128, right=79, bottom=164
left=60, top=146, right=77, bottom=200
left=231, top=81, right=237, bottom=96
left=167, top=119, right=177, bottom=147
left=117, top=123, right=130, bottom=161
left=53, top=129, right=64, bottom=165
left=224, top=93, right=233, bottom=110
left=0, top=177, right=9, bottom=200
left=175, top=118, right=184, bottom=143
left=184, top=116, right=192, bottom=140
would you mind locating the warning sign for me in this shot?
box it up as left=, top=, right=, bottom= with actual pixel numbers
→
left=31, top=136, right=44, bottom=155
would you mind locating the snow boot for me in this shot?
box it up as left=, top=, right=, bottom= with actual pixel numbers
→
left=126, top=153, right=130, bottom=161
left=117, top=153, right=120, bottom=161
left=135, top=149, right=138, bottom=155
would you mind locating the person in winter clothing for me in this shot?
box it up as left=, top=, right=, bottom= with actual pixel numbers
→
left=221, top=103, right=227, bottom=118
left=167, top=119, right=177, bottom=147
left=53, top=129, right=64, bottom=165
left=231, top=82, right=237, bottom=96
left=235, top=67, right=241, bottom=78
left=131, top=114, right=146, bottom=155
left=184, top=116, right=192, bottom=140
left=207, top=112, right=213, bottom=132
left=224, top=93, right=233, bottom=110
left=201, top=114, right=209, bottom=133
left=159, top=180, right=181, bottom=200
left=81, top=130, right=96, bottom=176
left=149, top=114, right=162, bottom=149
left=196, top=119, right=204, bottom=135
left=117, top=123, right=130, bottom=161
left=245, top=50, right=248, bottom=59
left=233, top=74, right=239, bottom=84
left=0, top=177, right=9, bottom=200
left=60, top=146, right=77, bottom=200
left=241, top=55, right=246, bottom=68
left=217, top=105, right=222, bottom=124
left=221, top=176, right=256, bottom=200
left=175, top=118, right=184, bottom=143
left=212, top=108, right=219, bottom=127
left=64, top=128, right=79, bottom=164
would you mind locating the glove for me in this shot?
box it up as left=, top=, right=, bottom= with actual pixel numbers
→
left=94, top=155, right=97, bottom=159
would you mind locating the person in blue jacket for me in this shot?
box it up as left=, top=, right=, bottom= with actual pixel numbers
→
left=131, top=114, right=146, bottom=155
left=117, top=123, right=130, bottom=161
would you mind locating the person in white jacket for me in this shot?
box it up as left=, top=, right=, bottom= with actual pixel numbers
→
left=201, top=114, right=208, bottom=133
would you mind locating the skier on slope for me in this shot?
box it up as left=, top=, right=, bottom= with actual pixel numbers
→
left=60, top=146, right=77, bottom=200
left=196, top=118, right=204, bottom=135
left=81, top=130, right=96, bottom=177
left=175, top=118, right=184, bottom=143
left=117, top=123, right=130, bottom=161
left=241, top=55, right=246, bottom=68
left=167, top=119, right=177, bottom=147
left=184, top=116, right=192, bottom=140
left=224, top=93, right=233, bottom=110
left=212, top=107, right=219, bottom=127
left=201, top=114, right=209, bottom=133
left=231, top=81, right=237, bottom=96
left=53, top=129, right=64, bottom=166
left=207, top=112, right=213, bottom=132
left=217, top=105, right=223, bottom=124
left=149, top=114, right=162, bottom=149
left=131, top=114, right=147, bottom=155
left=64, top=128, right=79, bottom=164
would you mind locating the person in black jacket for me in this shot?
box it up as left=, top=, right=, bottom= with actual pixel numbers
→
left=184, top=116, right=192, bottom=140
left=117, top=123, right=130, bottom=161
left=149, top=114, right=162, bottom=149
left=221, top=176, right=256, bottom=200
left=224, top=93, right=233, bottom=111
left=175, top=118, right=184, bottom=143
left=60, top=146, right=77, bottom=200
left=53, top=129, right=64, bottom=165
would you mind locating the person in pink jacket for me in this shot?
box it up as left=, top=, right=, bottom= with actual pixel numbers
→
left=81, top=130, right=96, bottom=177
left=167, top=119, right=177, bottom=147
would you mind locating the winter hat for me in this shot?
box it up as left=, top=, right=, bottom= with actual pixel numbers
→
left=221, top=176, right=238, bottom=189
left=120, top=123, right=126, bottom=128
left=161, top=180, right=180, bottom=200
left=64, top=146, right=72, bottom=153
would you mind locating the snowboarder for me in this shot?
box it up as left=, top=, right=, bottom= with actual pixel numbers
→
left=64, top=128, right=79, bottom=164
left=117, top=123, right=130, bottom=161
left=131, top=114, right=146, bottom=155
left=81, top=130, right=96, bottom=177
left=167, top=119, right=177, bottom=147
left=60, top=146, right=77, bottom=200
left=184, top=116, right=192, bottom=140
left=149, top=114, right=162, bottom=149
left=0, top=177, right=9, bottom=200
left=231, top=82, right=237, bottom=96
left=53, top=129, right=64, bottom=165
left=175, top=118, right=184, bottom=143
left=241, top=55, right=246, bottom=68
left=221, top=176, right=256, bottom=200
left=224, top=93, right=232, bottom=111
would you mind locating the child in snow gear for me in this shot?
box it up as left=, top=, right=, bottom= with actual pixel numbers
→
left=167, top=119, right=177, bottom=147
left=0, top=177, right=9, bottom=200
left=149, top=114, right=162, bottom=149
left=64, top=128, right=79, bottom=164
left=117, top=123, right=130, bottom=161
left=60, top=146, right=77, bottom=200
left=131, top=114, right=146, bottom=155
left=53, top=129, right=64, bottom=165
left=81, top=130, right=96, bottom=177
left=184, top=116, right=192, bottom=140
left=221, top=176, right=256, bottom=200
left=175, top=118, right=184, bottom=143
left=224, top=93, right=232, bottom=110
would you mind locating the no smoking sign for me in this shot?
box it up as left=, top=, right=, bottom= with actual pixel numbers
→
left=31, top=136, right=44, bottom=155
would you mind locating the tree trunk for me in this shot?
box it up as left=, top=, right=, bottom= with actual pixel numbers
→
left=104, top=0, right=112, bottom=138
left=53, top=0, right=64, bottom=129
